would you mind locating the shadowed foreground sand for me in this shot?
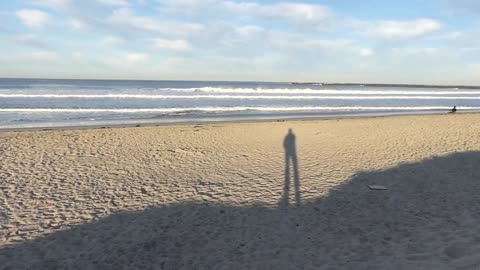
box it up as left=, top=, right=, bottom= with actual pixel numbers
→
left=1, top=114, right=480, bottom=269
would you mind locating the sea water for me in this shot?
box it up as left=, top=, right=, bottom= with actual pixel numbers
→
left=1, top=78, right=480, bottom=129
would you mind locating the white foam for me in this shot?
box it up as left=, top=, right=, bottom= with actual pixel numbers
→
left=1, top=94, right=480, bottom=100
left=0, top=106, right=476, bottom=113
left=4, top=86, right=480, bottom=96
left=165, top=87, right=480, bottom=95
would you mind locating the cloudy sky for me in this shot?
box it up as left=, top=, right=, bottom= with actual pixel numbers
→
left=1, top=0, right=480, bottom=84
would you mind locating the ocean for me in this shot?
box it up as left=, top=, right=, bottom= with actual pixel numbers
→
left=1, top=78, right=480, bottom=129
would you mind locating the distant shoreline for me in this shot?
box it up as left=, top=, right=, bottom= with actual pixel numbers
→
left=2, top=78, right=480, bottom=89
left=290, top=82, right=480, bottom=89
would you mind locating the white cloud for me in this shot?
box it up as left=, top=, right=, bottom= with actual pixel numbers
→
left=72, top=52, right=83, bottom=60
left=103, top=36, right=124, bottom=45
left=226, top=2, right=332, bottom=24
left=69, top=19, right=87, bottom=29
left=359, top=48, right=373, bottom=57
left=97, top=0, right=129, bottom=6
left=13, top=34, right=37, bottom=43
left=162, top=1, right=334, bottom=29
left=126, top=53, right=147, bottom=63
left=235, top=25, right=264, bottom=38
left=362, top=19, right=442, bottom=40
left=153, top=38, right=192, bottom=51
left=31, top=0, right=69, bottom=10
left=391, top=47, right=439, bottom=56
left=431, top=31, right=463, bottom=41
left=12, top=34, right=45, bottom=47
left=160, top=0, right=224, bottom=12
left=107, top=8, right=204, bottom=36
left=267, top=32, right=353, bottom=51
left=8, top=34, right=50, bottom=50
left=297, top=39, right=353, bottom=50
left=34, top=0, right=127, bottom=8
left=20, top=51, right=58, bottom=61
left=468, top=63, right=480, bottom=73
left=16, top=9, right=50, bottom=28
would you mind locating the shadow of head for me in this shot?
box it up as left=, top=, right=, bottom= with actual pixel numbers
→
left=283, top=128, right=296, bottom=155
left=2, top=151, right=480, bottom=269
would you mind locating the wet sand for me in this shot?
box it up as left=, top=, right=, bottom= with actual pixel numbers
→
left=1, top=113, right=480, bottom=269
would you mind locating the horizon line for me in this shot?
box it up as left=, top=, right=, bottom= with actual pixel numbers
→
left=1, top=77, right=480, bottom=89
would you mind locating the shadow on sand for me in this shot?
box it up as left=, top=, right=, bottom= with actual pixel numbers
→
left=2, top=149, right=480, bottom=268
left=281, top=128, right=301, bottom=208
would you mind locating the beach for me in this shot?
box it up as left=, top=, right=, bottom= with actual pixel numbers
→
left=1, top=113, right=480, bottom=269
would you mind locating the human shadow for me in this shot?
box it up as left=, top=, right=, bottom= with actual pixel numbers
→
left=3, top=152, right=480, bottom=269
left=280, top=128, right=300, bottom=207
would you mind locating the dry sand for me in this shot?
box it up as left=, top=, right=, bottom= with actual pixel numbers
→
left=1, top=113, right=480, bottom=269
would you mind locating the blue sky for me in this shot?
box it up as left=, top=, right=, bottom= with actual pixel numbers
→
left=1, top=0, right=480, bottom=84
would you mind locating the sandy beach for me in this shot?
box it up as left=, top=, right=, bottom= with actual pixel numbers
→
left=1, top=113, right=480, bottom=269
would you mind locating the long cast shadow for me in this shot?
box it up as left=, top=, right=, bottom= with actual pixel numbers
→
left=2, top=152, right=480, bottom=269
left=281, top=128, right=300, bottom=207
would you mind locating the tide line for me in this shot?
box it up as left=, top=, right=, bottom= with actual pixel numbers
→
left=0, top=106, right=473, bottom=113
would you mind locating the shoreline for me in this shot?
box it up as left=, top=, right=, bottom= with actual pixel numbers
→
left=0, top=109, right=467, bottom=133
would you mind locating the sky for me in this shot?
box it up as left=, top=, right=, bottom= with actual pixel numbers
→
left=1, top=0, right=480, bottom=84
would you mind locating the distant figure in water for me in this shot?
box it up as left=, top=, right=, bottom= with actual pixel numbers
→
left=449, top=106, right=457, bottom=113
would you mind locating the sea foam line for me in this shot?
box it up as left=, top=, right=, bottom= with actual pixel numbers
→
left=165, top=87, right=480, bottom=95
left=5, top=87, right=480, bottom=96
left=0, top=106, right=476, bottom=113
left=2, top=94, right=480, bottom=100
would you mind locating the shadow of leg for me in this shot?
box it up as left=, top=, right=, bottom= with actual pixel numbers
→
left=281, top=153, right=290, bottom=208
left=293, top=153, right=300, bottom=206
